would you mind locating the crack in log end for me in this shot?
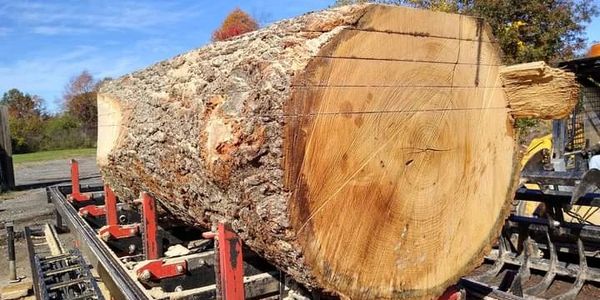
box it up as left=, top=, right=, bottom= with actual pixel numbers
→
left=406, top=147, right=453, bottom=155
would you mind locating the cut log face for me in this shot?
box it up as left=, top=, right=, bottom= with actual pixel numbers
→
left=97, top=4, right=577, bottom=299
left=286, top=10, right=514, bottom=299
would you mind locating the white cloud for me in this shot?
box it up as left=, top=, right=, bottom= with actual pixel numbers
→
left=0, top=45, right=143, bottom=112
left=4, top=1, right=203, bottom=34
left=0, top=1, right=206, bottom=111
left=31, top=25, right=89, bottom=36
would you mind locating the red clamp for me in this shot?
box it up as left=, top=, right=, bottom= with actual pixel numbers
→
left=67, top=159, right=91, bottom=203
left=204, top=223, right=245, bottom=300
left=78, top=204, right=106, bottom=217
left=98, top=224, right=139, bottom=241
left=98, top=185, right=139, bottom=241
left=438, top=286, right=462, bottom=300
left=133, top=192, right=186, bottom=282
left=136, top=260, right=187, bottom=281
left=137, top=192, right=160, bottom=260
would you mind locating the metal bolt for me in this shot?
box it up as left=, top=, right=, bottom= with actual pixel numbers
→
left=100, top=232, right=111, bottom=242
left=139, top=269, right=151, bottom=281
left=176, top=264, right=184, bottom=274
left=202, top=231, right=216, bottom=239
left=119, top=214, right=127, bottom=223
left=128, top=244, right=136, bottom=254
left=6, top=222, right=16, bottom=281
left=174, top=285, right=183, bottom=292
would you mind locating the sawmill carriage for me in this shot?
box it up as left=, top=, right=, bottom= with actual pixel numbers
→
left=21, top=4, right=600, bottom=300
left=467, top=51, right=600, bottom=299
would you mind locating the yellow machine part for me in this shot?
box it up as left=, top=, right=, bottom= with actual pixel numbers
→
left=521, top=134, right=553, bottom=171
left=520, top=134, right=600, bottom=224
left=519, top=134, right=550, bottom=216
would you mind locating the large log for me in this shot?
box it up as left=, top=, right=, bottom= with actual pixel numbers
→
left=97, top=4, right=578, bottom=299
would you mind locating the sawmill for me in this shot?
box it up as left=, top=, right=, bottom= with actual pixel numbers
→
left=13, top=3, right=600, bottom=300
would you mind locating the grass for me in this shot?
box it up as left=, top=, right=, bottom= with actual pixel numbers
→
left=13, top=148, right=96, bottom=164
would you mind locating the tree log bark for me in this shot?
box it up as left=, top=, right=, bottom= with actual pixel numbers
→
left=97, top=4, right=578, bottom=299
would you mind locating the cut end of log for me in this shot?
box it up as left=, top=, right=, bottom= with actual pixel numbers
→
left=97, top=94, right=122, bottom=167
left=286, top=5, right=516, bottom=297
left=500, top=61, right=579, bottom=120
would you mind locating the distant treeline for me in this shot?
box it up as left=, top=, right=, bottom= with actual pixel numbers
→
left=1, top=71, right=106, bottom=154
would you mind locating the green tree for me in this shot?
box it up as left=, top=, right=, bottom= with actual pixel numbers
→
left=334, top=0, right=598, bottom=64
left=1, top=88, right=46, bottom=153
left=212, top=8, right=259, bottom=41
left=42, top=114, right=94, bottom=150
left=1, top=88, right=44, bottom=118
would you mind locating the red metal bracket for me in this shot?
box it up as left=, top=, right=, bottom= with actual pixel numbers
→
left=438, top=286, right=462, bottom=300
left=78, top=204, right=106, bottom=217
left=104, top=184, right=119, bottom=225
left=203, top=224, right=245, bottom=299
left=139, top=192, right=160, bottom=260
left=132, top=192, right=187, bottom=282
left=67, top=159, right=91, bottom=203
left=98, top=185, right=139, bottom=241
left=136, top=259, right=187, bottom=281
left=217, top=223, right=245, bottom=300
left=98, top=224, right=139, bottom=241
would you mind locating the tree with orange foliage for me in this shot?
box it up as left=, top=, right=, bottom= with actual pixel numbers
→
left=212, top=8, right=259, bottom=41
left=63, top=70, right=98, bottom=133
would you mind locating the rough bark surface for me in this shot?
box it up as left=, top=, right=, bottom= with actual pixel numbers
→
left=98, top=3, right=369, bottom=289
left=97, top=4, right=578, bottom=299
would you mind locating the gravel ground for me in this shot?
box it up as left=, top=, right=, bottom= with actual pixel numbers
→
left=0, top=157, right=100, bottom=293
left=14, top=156, right=99, bottom=188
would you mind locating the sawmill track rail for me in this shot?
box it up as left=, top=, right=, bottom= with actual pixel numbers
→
left=46, top=182, right=286, bottom=299
left=48, top=184, right=148, bottom=299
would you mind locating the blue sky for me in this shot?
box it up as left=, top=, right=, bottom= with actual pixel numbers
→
left=0, top=0, right=332, bottom=112
left=0, top=0, right=599, bottom=113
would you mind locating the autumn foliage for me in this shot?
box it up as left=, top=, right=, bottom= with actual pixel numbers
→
left=212, top=8, right=259, bottom=41
left=0, top=71, right=102, bottom=153
left=63, top=70, right=99, bottom=133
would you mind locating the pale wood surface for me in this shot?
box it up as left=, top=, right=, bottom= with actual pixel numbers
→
left=500, top=61, right=579, bottom=119
left=285, top=12, right=517, bottom=298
